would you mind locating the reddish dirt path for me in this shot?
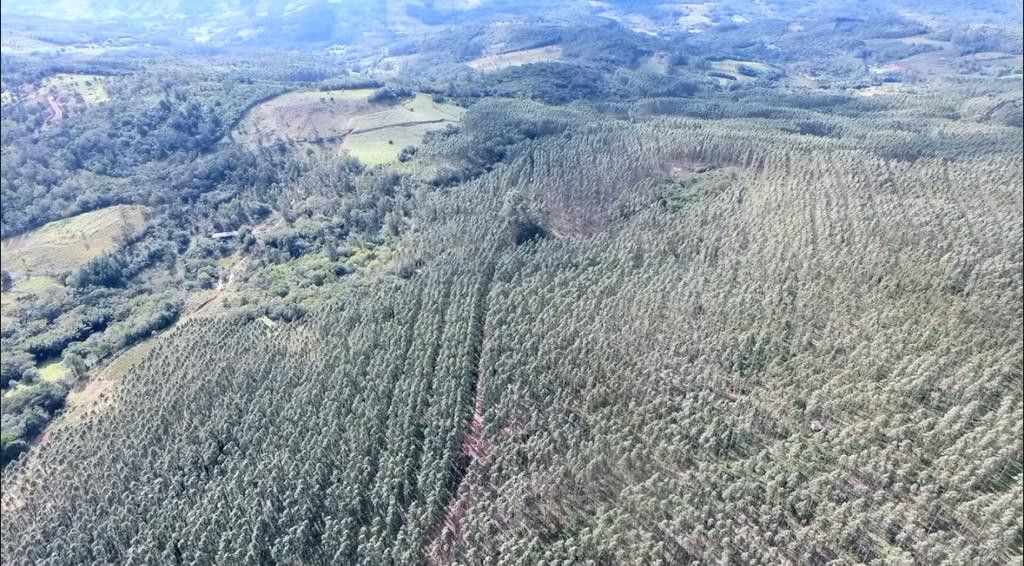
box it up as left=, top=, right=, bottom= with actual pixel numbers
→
left=44, top=94, right=64, bottom=126
left=428, top=346, right=490, bottom=565
left=462, top=380, right=488, bottom=459
left=4, top=233, right=29, bottom=251
left=193, top=257, right=248, bottom=314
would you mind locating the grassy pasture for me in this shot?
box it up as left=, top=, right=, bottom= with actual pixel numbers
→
left=709, top=59, right=776, bottom=82
left=855, top=83, right=909, bottom=97
left=2, top=73, right=110, bottom=112
left=1, top=276, right=64, bottom=331
left=347, top=93, right=464, bottom=130
left=9, top=275, right=62, bottom=295
left=897, top=35, right=952, bottom=49
left=675, top=3, right=714, bottom=27
left=467, top=45, right=562, bottom=72
left=343, top=243, right=395, bottom=272
left=236, top=89, right=464, bottom=164
left=231, top=88, right=378, bottom=148
left=341, top=122, right=440, bottom=164
left=863, top=36, right=1020, bottom=82
left=639, top=52, right=672, bottom=74
left=898, top=48, right=1020, bottom=80
left=1, top=205, right=147, bottom=276
left=0, top=35, right=114, bottom=56
left=39, top=74, right=110, bottom=105
left=38, top=361, right=70, bottom=384
left=342, top=95, right=464, bottom=164
left=0, top=34, right=61, bottom=54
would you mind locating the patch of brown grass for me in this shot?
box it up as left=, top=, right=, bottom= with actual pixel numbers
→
left=467, top=45, right=562, bottom=72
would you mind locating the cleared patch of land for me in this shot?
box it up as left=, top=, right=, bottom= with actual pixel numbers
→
left=235, top=89, right=464, bottom=165
left=385, top=0, right=453, bottom=34
left=1, top=276, right=64, bottom=331
left=38, top=361, right=69, bottom=384
left=905, top=49, right=1019, bottom=79
left=897, top=35, right=953, bottom=49
left=591, top=2, right=716, bottom=33
left=640, top=52, right=672, bottom=74
left=2, top=73, right=111, bottom=117
left=432, top=0, right=482, bottom=8
left=860, top=34, right=1021, bottom=84
left=675, top=3, right=714, bottom=27
left=709, top=59, right=777, bottom=83
left=232, top=88, right=378, bottom=148
left=855, top=83, right=909, bottom=97
left=467, top=45, right=562, bottom=72
left=59, top=337, right=158, bottom=427
left=342, top=121, right=445, bottom=165
left=617, top=13, right=661, bottom=36
left=7, top=275, right=62, bottom=295
left=0, top=205, right=148, bottom=276
left=342, top=94, right=465, bottom=164
left=348, top=93, right=464, bottom=130
left=39, top=74, right=110, bottom=105
left=0, top=34, right=61, bottom=54
left=0, top=34, right=119, bottom=56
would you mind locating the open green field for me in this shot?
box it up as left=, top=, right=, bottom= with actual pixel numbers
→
left=3, top=73, right=109, bottom=110
left=709, top=58, right=777, bottom=82
left=0, top=33, right=60, bottom=54
left=235, top=89, right=464, bottom=164
left=1, top=205, right=147, bottom=276
left=342, top=94, right=465, bottom=164
left=348, top=93, right=464, bottom=129
left=0, top=34, right=116, bottom=56
left=38, top=361, right=69, bottom=384
left=39, top=73, right=110, bottom=105
left=232, top=88, right=378, bottom=147
left=341, top=121, right=447, bottom=165
left=675, top=2, right=714, bottom=26
left=861, top=34, right=1022, bottom=84
left=467, top=45, right=562, bottom=72
left=8, top=275, right=62, bottom=294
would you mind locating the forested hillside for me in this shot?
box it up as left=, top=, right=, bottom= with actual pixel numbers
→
left=1, top=0, right=1022, bottom=564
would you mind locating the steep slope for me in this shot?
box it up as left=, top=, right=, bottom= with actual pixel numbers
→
left=2, top=95, right=1021, bottom=564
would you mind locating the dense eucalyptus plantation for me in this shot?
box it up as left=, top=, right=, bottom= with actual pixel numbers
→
left=1, top=0, right=1022, bottom=564
left=4, top=91, right=1022, bottom=563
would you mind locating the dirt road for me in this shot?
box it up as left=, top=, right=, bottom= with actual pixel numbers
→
left=44, top=94, right=64, bottom=126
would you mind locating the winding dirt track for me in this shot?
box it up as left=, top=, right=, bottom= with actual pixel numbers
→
left=44, top=95, right=64, bottom=126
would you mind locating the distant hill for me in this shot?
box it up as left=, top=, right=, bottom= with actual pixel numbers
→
left=1, top=0, right=390, bottom=46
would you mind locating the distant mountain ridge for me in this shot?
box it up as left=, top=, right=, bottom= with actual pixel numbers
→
left=1, top=0, right=400, bottom=46
left=3, top=0, right=1020, bottom=47
left=4, top=0, right=314, bottom=21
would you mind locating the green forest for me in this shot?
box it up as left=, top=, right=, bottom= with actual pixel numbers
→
left=1, top=0, right=1021, bottom=564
